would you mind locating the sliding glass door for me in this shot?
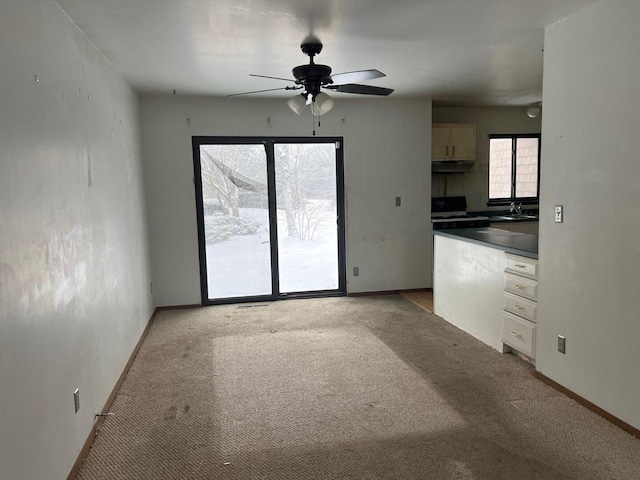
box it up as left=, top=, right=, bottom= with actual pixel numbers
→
left=197, top=144, right=271, bottom=299
left=192, top=137, right=345, bottom=304
left=274, top=143, right=340, bottom=293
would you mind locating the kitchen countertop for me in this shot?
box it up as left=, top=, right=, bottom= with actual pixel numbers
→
left=486, top=214, right=539, bottom=223
left=433, top=227, right=538, bottom=259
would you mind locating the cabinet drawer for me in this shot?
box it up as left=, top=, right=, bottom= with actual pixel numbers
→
left=504, top=292, right=537, bottom=322
left=505, top=254, right=538, bottom=279
left=504, top=273, right=538, bottom=301
left=502, top=312, right=536, bottom=358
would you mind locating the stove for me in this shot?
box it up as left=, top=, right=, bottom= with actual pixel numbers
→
left=431, top=196, right=490, bottom=230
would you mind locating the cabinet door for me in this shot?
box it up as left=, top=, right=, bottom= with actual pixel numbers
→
left=450, top=126, right=476, bottom=160
left=432, top=126, right=451, bottom=160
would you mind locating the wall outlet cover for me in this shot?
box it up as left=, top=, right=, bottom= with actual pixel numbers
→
left=558, top=335, right=566, bottom=354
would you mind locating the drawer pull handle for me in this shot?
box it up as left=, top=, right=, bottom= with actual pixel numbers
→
left=514, top=284, right=524, bottom=289
left=511, top=331, right=523, bottom=339
left=514, top=305, right=525, bottom=310
left=515, top=264, right=526, bottom=269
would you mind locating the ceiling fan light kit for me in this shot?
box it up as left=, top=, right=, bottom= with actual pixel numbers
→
left=527, top=102, right=542, bottom=118
left=287, top=94, right=307, bottom=115
left=230, top=38, right=393, bottom=120
left=310, top=92, right=334, bottom=116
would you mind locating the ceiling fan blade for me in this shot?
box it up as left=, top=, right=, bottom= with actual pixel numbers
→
left=325, top=84, right=394, bottom=96
left=329, top=69, right=385, bottom=85
left=227, top=86, right=302, bottom=97
left=250, top=74, right=296, bottom=83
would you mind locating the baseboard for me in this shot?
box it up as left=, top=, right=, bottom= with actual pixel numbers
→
left=67, top=304, right=198, bottom=479
left=533, top=371, right=640, bottom=439
left=348, top=288, right=432, bottom=297
left=156, top=303, right=201, bottom=311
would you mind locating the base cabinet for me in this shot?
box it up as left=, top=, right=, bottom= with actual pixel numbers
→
left=502, top=254, right=538, bottom=361
left=434, top=234, right=539, bottom=362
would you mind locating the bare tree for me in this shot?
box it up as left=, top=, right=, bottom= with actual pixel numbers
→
left=198, top=142, right=335, bottom=241
left=200, top=145, right=267, bottom=217
left=275, top=143, right=335, bottom=240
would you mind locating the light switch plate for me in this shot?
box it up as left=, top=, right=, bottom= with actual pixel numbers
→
left=555, top=205, right=563, bottom=223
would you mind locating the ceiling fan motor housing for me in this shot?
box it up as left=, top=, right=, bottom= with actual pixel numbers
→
left=292, top=63, right=332, bottom=98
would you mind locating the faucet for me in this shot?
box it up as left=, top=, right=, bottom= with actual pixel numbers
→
left=509, top=202, right=522, bottom=216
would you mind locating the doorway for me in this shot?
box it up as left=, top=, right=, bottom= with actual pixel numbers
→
left=192, top=137, right=346, bottom=305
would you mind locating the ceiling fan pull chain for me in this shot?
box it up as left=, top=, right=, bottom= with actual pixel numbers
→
left=312, top=109, right=316, bottom=136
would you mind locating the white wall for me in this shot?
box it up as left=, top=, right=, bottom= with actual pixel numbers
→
left=432, top=107, right=541, bottom=212
left=0, top=1, right=154, bottom=479
left=537, top=0, right=640, bottom=429
left=140, top=96, right=432, bottom=305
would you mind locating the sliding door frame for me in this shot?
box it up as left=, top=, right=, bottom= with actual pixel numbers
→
left=192, top=136, right=346, bottom=306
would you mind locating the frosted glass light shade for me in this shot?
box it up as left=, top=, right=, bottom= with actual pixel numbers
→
left=311, top=92, right=334, bottom=116
left=288, top=94, right=307, bottom=115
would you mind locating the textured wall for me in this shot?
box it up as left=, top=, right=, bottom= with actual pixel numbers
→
left=537, top=0, right=640, bottom=429
left=0, top=1, right=154, bottom=478
left=140, top=96, right=432, bottom=305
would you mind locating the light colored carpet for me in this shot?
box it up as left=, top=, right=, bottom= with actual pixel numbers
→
left=77, top=295, right=640, bottom=479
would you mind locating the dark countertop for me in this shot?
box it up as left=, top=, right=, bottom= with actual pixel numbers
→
left=486, top=215, right=539, bottom=223
left=433, top=227, right=538, bottom=259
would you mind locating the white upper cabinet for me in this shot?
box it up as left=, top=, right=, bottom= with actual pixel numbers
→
left=432, top=123, right=476, bottom=161
left=432, top=126, right=451, bottom=159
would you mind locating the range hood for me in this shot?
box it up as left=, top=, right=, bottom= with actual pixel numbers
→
left=432, top=160, right=475, bottom=173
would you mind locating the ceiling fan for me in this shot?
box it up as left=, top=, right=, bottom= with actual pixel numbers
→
left=228, top=36, right=394, bottom=116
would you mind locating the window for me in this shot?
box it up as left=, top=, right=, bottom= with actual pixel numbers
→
left=488, top=134, right=540, bottom=204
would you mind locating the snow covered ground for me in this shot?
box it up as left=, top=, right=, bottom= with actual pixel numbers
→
left=205, top=207, right=339, bottom=299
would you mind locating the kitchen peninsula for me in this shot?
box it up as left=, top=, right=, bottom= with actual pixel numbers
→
left=433, top=227, right=538, bottom=361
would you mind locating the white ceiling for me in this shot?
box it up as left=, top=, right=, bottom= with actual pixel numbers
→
left=56, top=0, right=596, bottom=106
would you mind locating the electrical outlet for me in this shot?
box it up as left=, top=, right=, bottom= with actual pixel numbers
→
left=555, top=205, right=563, bottom=223
left=73, top=388, right=80, bottom=413
left=558, top=335, right=566, bottom=354
left=395, top=196, right=401, bottom=207
left=353, top=267, right=359, bottom=277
